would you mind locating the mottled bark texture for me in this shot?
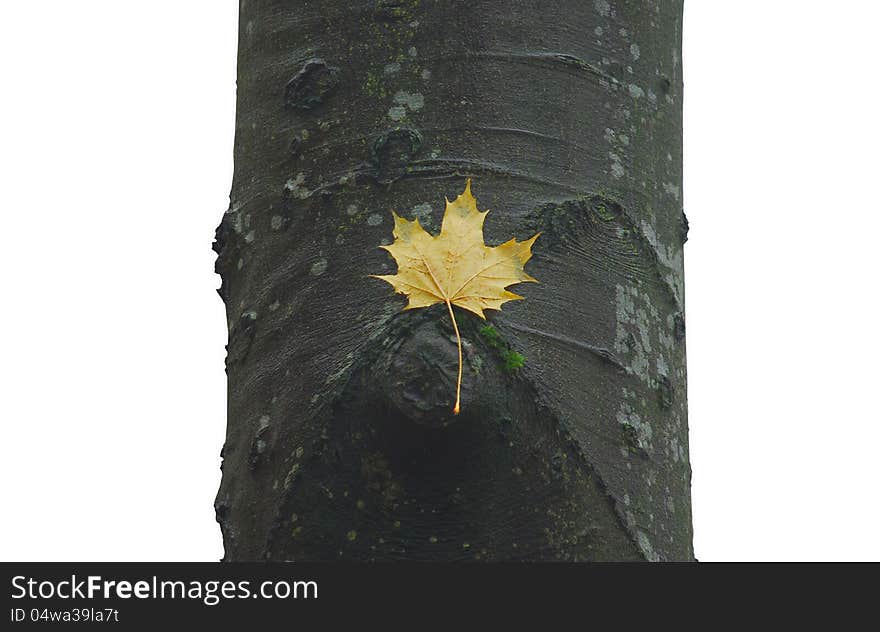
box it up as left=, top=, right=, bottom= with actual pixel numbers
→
left=214, top=0, right=692, bottom=561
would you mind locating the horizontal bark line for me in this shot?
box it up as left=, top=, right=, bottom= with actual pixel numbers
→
left=504, top=321, right=625, bottom=369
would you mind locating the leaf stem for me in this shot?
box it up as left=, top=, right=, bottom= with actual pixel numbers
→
left=444, top=299, right=462, bottom=414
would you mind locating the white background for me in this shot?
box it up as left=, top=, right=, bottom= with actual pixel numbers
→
left=1, top=1, right=877, bottom=562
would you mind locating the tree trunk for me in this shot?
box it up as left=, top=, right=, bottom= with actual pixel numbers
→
left=214, top=0, right=692, bottom=562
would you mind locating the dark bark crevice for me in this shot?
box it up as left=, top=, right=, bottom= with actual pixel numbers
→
left=260, top=313, right=644, bottom=561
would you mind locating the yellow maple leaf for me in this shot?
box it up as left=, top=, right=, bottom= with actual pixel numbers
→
left=372, top=179, right=540, bottom=414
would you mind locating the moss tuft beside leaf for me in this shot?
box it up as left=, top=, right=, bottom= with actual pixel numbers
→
left=502, top=350, right=525, bottom=372
left=479, top=325, right=503, bottom=348
left=479, top=325, right=525, bottom=372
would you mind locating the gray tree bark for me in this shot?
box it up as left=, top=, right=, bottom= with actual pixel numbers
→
left=214, top=0, right=692, bottom=561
